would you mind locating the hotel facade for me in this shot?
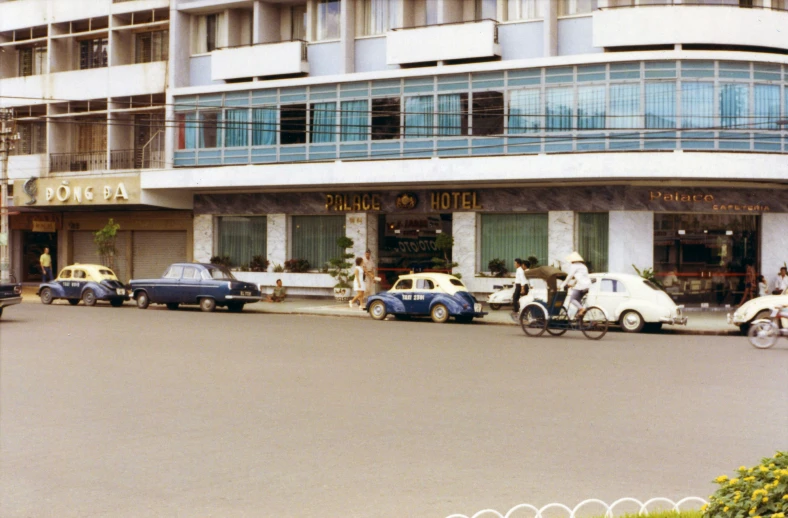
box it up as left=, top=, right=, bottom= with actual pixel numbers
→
left=2, top=0, right=787, bottom=303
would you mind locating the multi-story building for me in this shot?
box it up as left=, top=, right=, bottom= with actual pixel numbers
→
left=5, top=0, right=788, bottom=305
left=1, top=0, right=192, bottom=283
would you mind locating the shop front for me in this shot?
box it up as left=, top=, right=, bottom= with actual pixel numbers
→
left=12, top=176, right=193, bottom=283
left=193, top=184, right=785, bottom=300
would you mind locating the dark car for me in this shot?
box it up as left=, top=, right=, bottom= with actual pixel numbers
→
left=129, top=263, right=262, bottom=313
left=38, top=264, right=129, bottom=307
left=0, top=278, right=23, bottom=318
left=366, top=273, right=486, bottom=323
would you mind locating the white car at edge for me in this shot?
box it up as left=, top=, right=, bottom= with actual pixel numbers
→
left=585, top=273, right=688, bottom=333
left=728, top=288, right=788, bottom=334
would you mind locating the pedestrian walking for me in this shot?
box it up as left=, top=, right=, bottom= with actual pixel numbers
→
left=362, top=249, right=377, bottom=303
left=738, top=262, right=757, bottom=307
left=510, top=258, right=530, bottom=322
left=39, top=247, right=53, bottom=283
left=349, top=257, right=366, bottom=309
left=772, top=266, right=788, bottom=295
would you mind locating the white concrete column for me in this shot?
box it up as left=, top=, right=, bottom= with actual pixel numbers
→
left=608, top=211, right=653, bottom=274
left=543, top=0, right=558, bottom=57
left=761, top=213, right=788, bottom=282
left=438, top=0, right=463, bottom=24
left=255, top=1, right=281, bottom=44
left=367, top=213, right=379, bottom=259
left=345, top=213, right=368, bottom=260
left=193, top=214, right=214, bottom=263
left=267, top=214, right=287, bottom=271
left=452, top=212, right=477, bottom=281
left=548, top=211, right=574, bottom=269
left=339, top=0, right=355, bottom=73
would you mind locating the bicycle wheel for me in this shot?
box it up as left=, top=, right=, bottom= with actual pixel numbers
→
left=580, top=306, right=609, bottom=340
left=520, top=304, right=547, bottom=337
left=748, top=320, right=779, bottom=349
left=546, top=306, right=569, bottom=336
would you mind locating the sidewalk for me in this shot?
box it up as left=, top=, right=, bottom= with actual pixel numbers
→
left=20, top=286, right=739, bottom=335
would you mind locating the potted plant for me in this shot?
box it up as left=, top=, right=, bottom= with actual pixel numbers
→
left=328, top=236, right=354, bottom=301
left=210, top=255, right=233, bottom=269
left=94, top=218, right=120, bottom=271
left=284, top=259, right=310, bottom=273
left=249, top=255, right=270, bottom=272
left=488, top=258, right=508, bottom=278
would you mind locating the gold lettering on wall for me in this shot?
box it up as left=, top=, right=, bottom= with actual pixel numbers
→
left=325, top=194, right=381, bottom=212
left=431, top=191, right=482, bottom=211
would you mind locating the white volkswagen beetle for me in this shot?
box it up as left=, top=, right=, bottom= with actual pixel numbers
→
left=585, top=273, right=688, bottom=333
left=728, top=288, right=788, bottom=334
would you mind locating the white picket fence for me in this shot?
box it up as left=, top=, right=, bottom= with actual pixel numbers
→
left=446, top=496, right=708, bottom=518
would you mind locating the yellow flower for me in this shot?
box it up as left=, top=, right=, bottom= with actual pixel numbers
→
left=759, top=465, right=769, bottom=472
left=716, top=475, right=730, bottom=483
left=762, top=497, right=768, bottom=503
left=701, top=504, right=708, bottom=512
left=739, top=466, right=749, bottom=472
left=749, top=508, right=756, bottom=516
left=729, top=478, right=739, bottom=485
left=775, top=513, right=786, bottom=518
left=724, top=506, right=730, bottom=512
left=783, top=494, right=788, bottom=500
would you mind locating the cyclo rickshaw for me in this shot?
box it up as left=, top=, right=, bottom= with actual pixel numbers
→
left=518, top=266, right=609, bottom=340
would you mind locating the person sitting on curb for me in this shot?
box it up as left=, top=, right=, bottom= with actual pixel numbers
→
left=266, top=279, right=286, bottom=302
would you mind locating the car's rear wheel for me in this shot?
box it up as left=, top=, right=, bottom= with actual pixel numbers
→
left=200, top=298, right=216, bottom=312
left=620, top=310, right=644, bottom=333
left=369, top=300, right=387, bottom=320
left=489, top=303, right=501, bottom=310
left=430, top=304, right=449, bottom=324
left=110, top=299, right=124, bottom=307
left=40, top=288, right=53, bottom=305
left=68, top=299, right=79, bottom=306
left=82, top=289, right=97, bottom=307
left=136, top=291, right=150, bottom=309
left=227, top=302, right=244, bottom=313
left=166, top=303, right=179, bottom=310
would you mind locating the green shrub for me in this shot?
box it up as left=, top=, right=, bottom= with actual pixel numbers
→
left=210, top=255, right=232, bottom=268
left=249, top=255, right=269, bottom=272
left=702, top=451, right=788, bottom=518
left=488, top=258, right=508, bottom=278
left=284, top=258, right=310, bottom=273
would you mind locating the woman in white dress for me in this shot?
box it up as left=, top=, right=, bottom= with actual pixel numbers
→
left=349, top=257, right=366, bottom=309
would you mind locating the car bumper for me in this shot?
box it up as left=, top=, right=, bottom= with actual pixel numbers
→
left=0, top=296, right=23, bottom=308
left=727, top=313, right=744, bottom=326
left=660, top=316, right=688, bottom=325
left=225, top=295, right=262, bottom=302
left=473, top=311, right=488, bottom=318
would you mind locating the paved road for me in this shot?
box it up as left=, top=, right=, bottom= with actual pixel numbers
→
left=0, top=302, right=786, bottom=518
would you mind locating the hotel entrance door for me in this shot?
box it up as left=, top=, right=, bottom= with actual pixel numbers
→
left=377, top=214, right=452, bottom=289
left=653, top=214, right=759, bottom=306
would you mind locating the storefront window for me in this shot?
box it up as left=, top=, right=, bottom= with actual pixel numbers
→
left=480, top=213, right=548, bottom=272
left=653, top=213, right=759, bottom=306
left=291, top=216, right=345, bottom=270
left=218, top=216, right=267, bottom=268
left=576, top=213, right=608, bottom=273
left=377, top=214, right=452, bottom=288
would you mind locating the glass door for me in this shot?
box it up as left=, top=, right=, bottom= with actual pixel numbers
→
left=377, top=214, right=452, bottom=289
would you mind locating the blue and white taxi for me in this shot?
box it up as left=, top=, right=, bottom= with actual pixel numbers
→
left=38, top=264, right=129, bottom=307
left=365, top=273, right=486, bottom=323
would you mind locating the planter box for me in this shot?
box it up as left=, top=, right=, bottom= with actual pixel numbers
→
left=233, top=272, right=336, bottom=297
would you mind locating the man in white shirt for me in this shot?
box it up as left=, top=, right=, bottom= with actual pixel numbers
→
left=773, top=267, right=788, bottom=295
left=511, top=258, right=529, bottom=321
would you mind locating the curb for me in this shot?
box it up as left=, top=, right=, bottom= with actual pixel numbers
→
left=18, top=293, right=739, bottom=336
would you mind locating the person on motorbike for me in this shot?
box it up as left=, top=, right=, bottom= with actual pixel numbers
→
left=560, top=251, right=591, bottom=319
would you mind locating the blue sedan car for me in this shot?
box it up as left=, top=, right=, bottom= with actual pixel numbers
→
left=129, top=263, right=262, bottom=313
left=366, top=273, right=486, bottom=323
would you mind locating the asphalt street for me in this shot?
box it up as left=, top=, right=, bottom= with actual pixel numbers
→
left=0, top=302, right=786, bottom=518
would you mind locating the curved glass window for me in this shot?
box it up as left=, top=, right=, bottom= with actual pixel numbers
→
left=719, top=83, right=749, bottom=129
left=645, top=82, right=676, bottom=129
left=681, top=82, right=714, bottom=129
left=546, top=87, right=573, bottom=131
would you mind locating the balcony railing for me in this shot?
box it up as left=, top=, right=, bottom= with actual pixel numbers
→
left=602, top=1, right=787, bottom=11
left=110, top=149, right=135, bottom=170
left=50, top=151, right=107, bottom=173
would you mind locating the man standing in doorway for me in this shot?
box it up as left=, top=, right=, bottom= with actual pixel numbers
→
left=40, top=247, right=53, bottom=283
left=362, top=249, right=377, bottom=304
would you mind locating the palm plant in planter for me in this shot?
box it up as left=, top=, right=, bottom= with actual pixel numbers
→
left=328, top=236, right=354, bottom=301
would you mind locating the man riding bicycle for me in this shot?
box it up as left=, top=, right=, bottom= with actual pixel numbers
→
left=559, top=251, right=591, bottom=319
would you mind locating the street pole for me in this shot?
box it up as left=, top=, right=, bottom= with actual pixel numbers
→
left=0, top=108, right=19, bottom=284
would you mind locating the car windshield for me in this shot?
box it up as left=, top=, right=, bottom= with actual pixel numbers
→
left=206, top=266, right=235, bottom=280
